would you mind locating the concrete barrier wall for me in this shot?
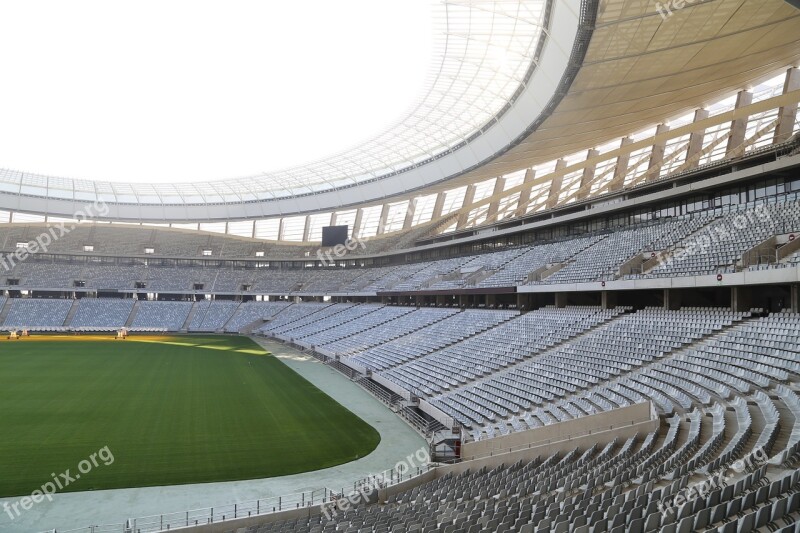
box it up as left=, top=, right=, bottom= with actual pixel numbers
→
left=462, top=401, right=653, bottom=458
left=440, top=417, right=659, bottom=478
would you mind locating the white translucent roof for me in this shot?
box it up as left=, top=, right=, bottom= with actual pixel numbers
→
left=0, top=0, right=548, bottom=204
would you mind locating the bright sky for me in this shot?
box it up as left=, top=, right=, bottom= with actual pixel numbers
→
left=0, top=1, right=432, bottom=183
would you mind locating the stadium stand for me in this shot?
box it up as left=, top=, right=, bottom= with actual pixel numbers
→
left=69, top=298, right=134, bottom=330
left=188, top=300, right=241, bottom=332
left=130, top=300, right=193, bottom=332
left=2, top=298, right=73, bottom=330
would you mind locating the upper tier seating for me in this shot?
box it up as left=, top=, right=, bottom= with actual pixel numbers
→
left=4, top=198, right=800, bottom=293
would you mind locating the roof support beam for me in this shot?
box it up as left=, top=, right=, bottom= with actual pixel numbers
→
left=403, top=198, right=418, bottom=230
left=302, top=215, right=311, bottom=242
left=456, top=185, right=477, bottom=229
left=352, top=208, right=364, bottom=239
left=376, top=203, right=390, bottom=235
left=608, top=137, right=632, bottom=193
left=277, top=218, right=286, bottom=241
left=686, top=109, right=710, bottom=161
left=576, top=149, right=599, bottom=201
left=486, top=177, right=506, bottom=221
left=546, top=159, right=567, bottom=210
left=515, top=169, right=536, bottom=217
left=726, top=90, right=753, bottom=158
left=431, top=192, right=446, bottom=221
left=775, top=67, right=800, bottom=144
left=647, top=124, right=670, bottom=182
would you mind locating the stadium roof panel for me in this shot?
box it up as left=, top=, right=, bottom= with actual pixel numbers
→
left=0, top=0, right=551, bottom=204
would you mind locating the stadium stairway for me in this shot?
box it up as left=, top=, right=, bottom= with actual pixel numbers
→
left=125, top=300, right=140, bottom=328
left=63, top=299, right=81, bottom=326
left=0, top=296, right=13, bottom=324
left=182, top=301, right=203, bottom=332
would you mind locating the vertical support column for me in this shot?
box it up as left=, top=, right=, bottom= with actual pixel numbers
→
left=686, top=109, right=710, bottom=162
left=329, top=212, right=338, bottom=227
left=486, top=177, right=506, bottom=221
left=352, top=208, right=364, bottom=239
left=576, top=149, right=600, bottom=201
left=646, top=124, right=670, bottom=182
left=555, top=292, right=568, bottom=308
left=431, top=191, right=446, bottom=221
left=601, top=291, right=617, bottom=310
left=774, top=67, right=800, bottom=144
left=725, top=90, right=753, bottom=158
left=791, top=284, right=799, bottom=313
left=376, top=203, right=390, bottom=235
left=403, top=198, right=418, bottom=230
left=516, top=293, right=528, bottom=311
left=302, top=215, right=311, bottom=242
left=486, top=293, right=497, bottom=308
left=515, top=169, right=536, bottom=217
left=608, top=137, right=633, bottom=192
left=664, top=289, right=682, bottom=310
left=456, top=184, right=477, bottom=229
left=546, top=159, right=567, bottom=210
left=731, top=286, right=753, bottom=313
left=277, top=218, right=286, bottom=241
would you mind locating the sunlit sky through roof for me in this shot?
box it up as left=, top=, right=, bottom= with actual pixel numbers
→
left=0, top=0, right=432, bottom=183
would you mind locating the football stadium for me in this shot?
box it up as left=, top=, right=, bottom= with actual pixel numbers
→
left=2, top=0, right=800, bottom=531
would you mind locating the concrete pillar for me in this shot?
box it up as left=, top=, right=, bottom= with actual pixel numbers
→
left=647, top=124, right=670, bottom=182
left=486, top=293, right=497, bottom=308
left=555, top=292, right=568, bottom=308
left=516, top=293, right=528, bottom=311
left=601, top=291, right=617, bottom=310
left=352, top=208, right=364, bottom=238
left=608, top=137, right=633, bottom=193
left=774, top=67, right=800, bottom=144
left=302, top=215, right=311, bottom=242
left=726, top=90, right=753, bottom=158
left=277, top=218, right=286, bottom=241
left=403, top=198, right=418, bottom=230
left=791, top=284, right=799, bottom=313
left=431, top=192, right=446, bottom=220
left=515, top=169, right=536, bottom=217
left=456, top=184, right=477, bottom=229
left=664, top=289, right=682, bottom=310
left=376, top=203, right=390, bottom=235
left=486, top=177, right=506, bottom=221
left=546, top=159, right=567, bottom=210
left=686, top=109, right=710, bottom=162
left=731, top=286, right=753, bottom=313
left=576, top=149, right=599, bottom=201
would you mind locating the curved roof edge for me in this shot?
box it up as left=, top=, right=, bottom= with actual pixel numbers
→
left=0, top=0, right=591, bottom=223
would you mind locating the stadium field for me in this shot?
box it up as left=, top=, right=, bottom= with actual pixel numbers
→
left=0, top=335, right=380, bottom=498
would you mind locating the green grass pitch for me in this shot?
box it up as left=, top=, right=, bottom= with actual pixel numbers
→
left=0, top=335, right=380, bottom=498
